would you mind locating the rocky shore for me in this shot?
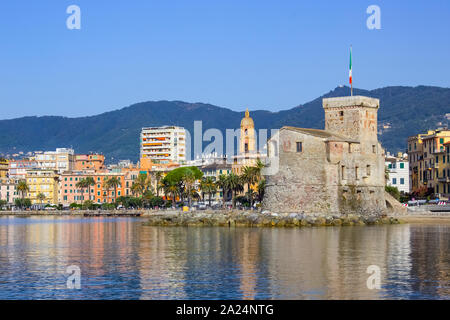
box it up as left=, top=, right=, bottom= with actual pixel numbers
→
left=142, top=210, right=401, bottom=228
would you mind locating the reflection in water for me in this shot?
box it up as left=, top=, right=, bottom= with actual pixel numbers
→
left=0, top=216, right=448, bottom=299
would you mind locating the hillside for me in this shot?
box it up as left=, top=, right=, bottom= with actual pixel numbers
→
left=1, top=85, right=449, bottom=162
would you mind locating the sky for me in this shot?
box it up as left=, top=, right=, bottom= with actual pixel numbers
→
left=0, top=0, right=449, bottom=119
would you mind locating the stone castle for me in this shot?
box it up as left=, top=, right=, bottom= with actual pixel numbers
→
left=262, top=96, right=388, bottom=215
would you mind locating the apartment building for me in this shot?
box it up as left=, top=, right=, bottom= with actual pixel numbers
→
left=140, top=126, right=186, bottom=164
left=408, top=134, right=426, bottom=192
left=8, top=159, right=38, bottom=179
left=74, top=154, right=105, bottom=171
left=34, top=148, right=75, bottom=173
left=59, top=172, right=125, bottom=205
left=408, top=129, right=450, bottom=195
left=200, top=162, right=232, bottom=202
left=386, top=153, right=409, bottom=193
left=26, top=169, right=59, bottom=204
left=0, top=178, right=19, bottom=204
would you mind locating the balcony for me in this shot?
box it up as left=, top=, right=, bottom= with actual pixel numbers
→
left=438, top=177, right=450, bottom=183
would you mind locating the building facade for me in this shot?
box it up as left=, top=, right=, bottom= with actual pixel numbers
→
left=408, top=129, right=450, bottom=195
left=140, top=126, right=186, bottom=164
left=34, top=148, right=75, bottom=173
left=8, top=159, right=38, bottom=179
left=58, top=172, right=125, bottom=205
left=263, top=96, right=386, bottom=215
left=74, top=154, right=105, bottom=171
left=0, top=158, right=8, bottom=178
left=26, top=169, right=59, bottom=204
left=0, top=178, right=19, bottom=204
left=386, top=153, right=409, bottom=193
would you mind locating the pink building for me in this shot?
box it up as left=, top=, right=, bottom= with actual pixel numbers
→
left=0, top=178, right=19, bottom=204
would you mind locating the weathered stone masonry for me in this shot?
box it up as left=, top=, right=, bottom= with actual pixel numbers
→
left=262, top=96, right=386, bottom=215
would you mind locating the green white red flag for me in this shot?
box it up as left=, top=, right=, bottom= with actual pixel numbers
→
left=349, top=46, right=352, bottom=85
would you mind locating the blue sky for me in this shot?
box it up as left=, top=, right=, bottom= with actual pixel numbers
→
left=0, top=0, right=449, bottom=119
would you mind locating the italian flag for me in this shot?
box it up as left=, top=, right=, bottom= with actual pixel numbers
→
left=349, top=46, right=352, bottom=85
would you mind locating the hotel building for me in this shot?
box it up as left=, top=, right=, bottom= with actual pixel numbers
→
left=140, top=126, right=186, bottom=164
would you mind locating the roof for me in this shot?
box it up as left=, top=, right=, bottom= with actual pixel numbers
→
left=323, top=96, right=379, bottom=109
left=201, top=162, right=232, bottom=170
left=281, top=126, right=360, bottom=143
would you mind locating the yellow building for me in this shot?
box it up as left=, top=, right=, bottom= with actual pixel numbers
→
left=408, top=129, right=450, bottom=196
left=26, top=169, right=59, bottom=204
left=0, top=158, right=9, bottom=178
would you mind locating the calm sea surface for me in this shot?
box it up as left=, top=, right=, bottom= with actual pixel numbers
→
left=0, top=216, right=448, bottom=300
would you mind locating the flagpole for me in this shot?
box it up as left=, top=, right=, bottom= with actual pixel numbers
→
left=350, top=45, right=353, bottom=96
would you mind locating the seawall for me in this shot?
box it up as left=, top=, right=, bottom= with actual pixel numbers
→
left=142, top=210, right=401, bottom=227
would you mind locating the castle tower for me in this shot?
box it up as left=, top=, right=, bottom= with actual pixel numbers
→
left=240, top=108, right=256, bottom=154
left=323, top=96, right=379, bottom=152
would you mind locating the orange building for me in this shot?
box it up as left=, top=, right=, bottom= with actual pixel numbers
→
left=59, top=171, right=125, bottom=205
left=74, top=154, right=106, bottom=171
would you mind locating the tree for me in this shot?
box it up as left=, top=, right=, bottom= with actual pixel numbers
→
left=226, top=173, right=244, bottom=209
left=17, top=180, right=29, bottom=199
left=154, top=172, right=163, bottom=197
left=104, top=177, right=121, bottom=204
left=256, top=179, right=266, bottom=203
left=0, top=199, right=7, bottom=209
left=131, top=182, right=143, bottom=197
left=385, top=186, right=400, bottom=201
left=182, top=171, right=196, bottom=208
left=163, top=167, right=203, bottom=208
left=200, top=176, right=217, bottom=207
left=162, top=179, right=180, bottom=208
left=241, top=166, right=259, bottom=207
left=216, top=174, right=229, bottom=208
left=75, top=178, right=88, bottom=204
left=36, top=192, right=46, bottom=204
left=85, top=177, right=95, bottom=202
left=15, top=198, right=31, bottom=209
left=132, top=173, right=150, bottom=197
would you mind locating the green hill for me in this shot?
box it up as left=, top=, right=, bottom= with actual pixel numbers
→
left=1, top=85, right=449, bottom=162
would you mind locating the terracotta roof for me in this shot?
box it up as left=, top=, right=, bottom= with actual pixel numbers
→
left=281, top=126, right=360, bottom=143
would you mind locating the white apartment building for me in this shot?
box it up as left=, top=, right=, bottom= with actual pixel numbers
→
left=140, top=126, right=186, bottom=163
left=386, top=152, right=410, bottom=193
left=34, top=148, right=75, bottom=173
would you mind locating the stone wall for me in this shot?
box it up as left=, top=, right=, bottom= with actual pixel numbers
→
left=262, top=96, right=387, bottom=216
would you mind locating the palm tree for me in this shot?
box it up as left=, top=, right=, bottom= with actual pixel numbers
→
left=154, top=172, right=163, bottom=197
left=226, top=173, right=244, bottom=209
left=17, top=180, right=29, bottom=199
left=132, top=173, right=147, bottom=196
left=104, top=177, right=121, bottom=204
left=216, top=174, right=229, bottom=208
left=36, top=192, right=46, bottom=204
left=85, top=177, right=95, bottom=202
left=241, top=166, right=258, bottom=207
left=162, top=179, right=180, bottom=208
left=200, top=177, right=217, bottom=207
left=75, top=179, right=88, bottom=204
left=182, top=171, right=196, bottom=208
left=256, top=179, right=266, bottom=203
left=131, top=182, right=143, bottom=196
